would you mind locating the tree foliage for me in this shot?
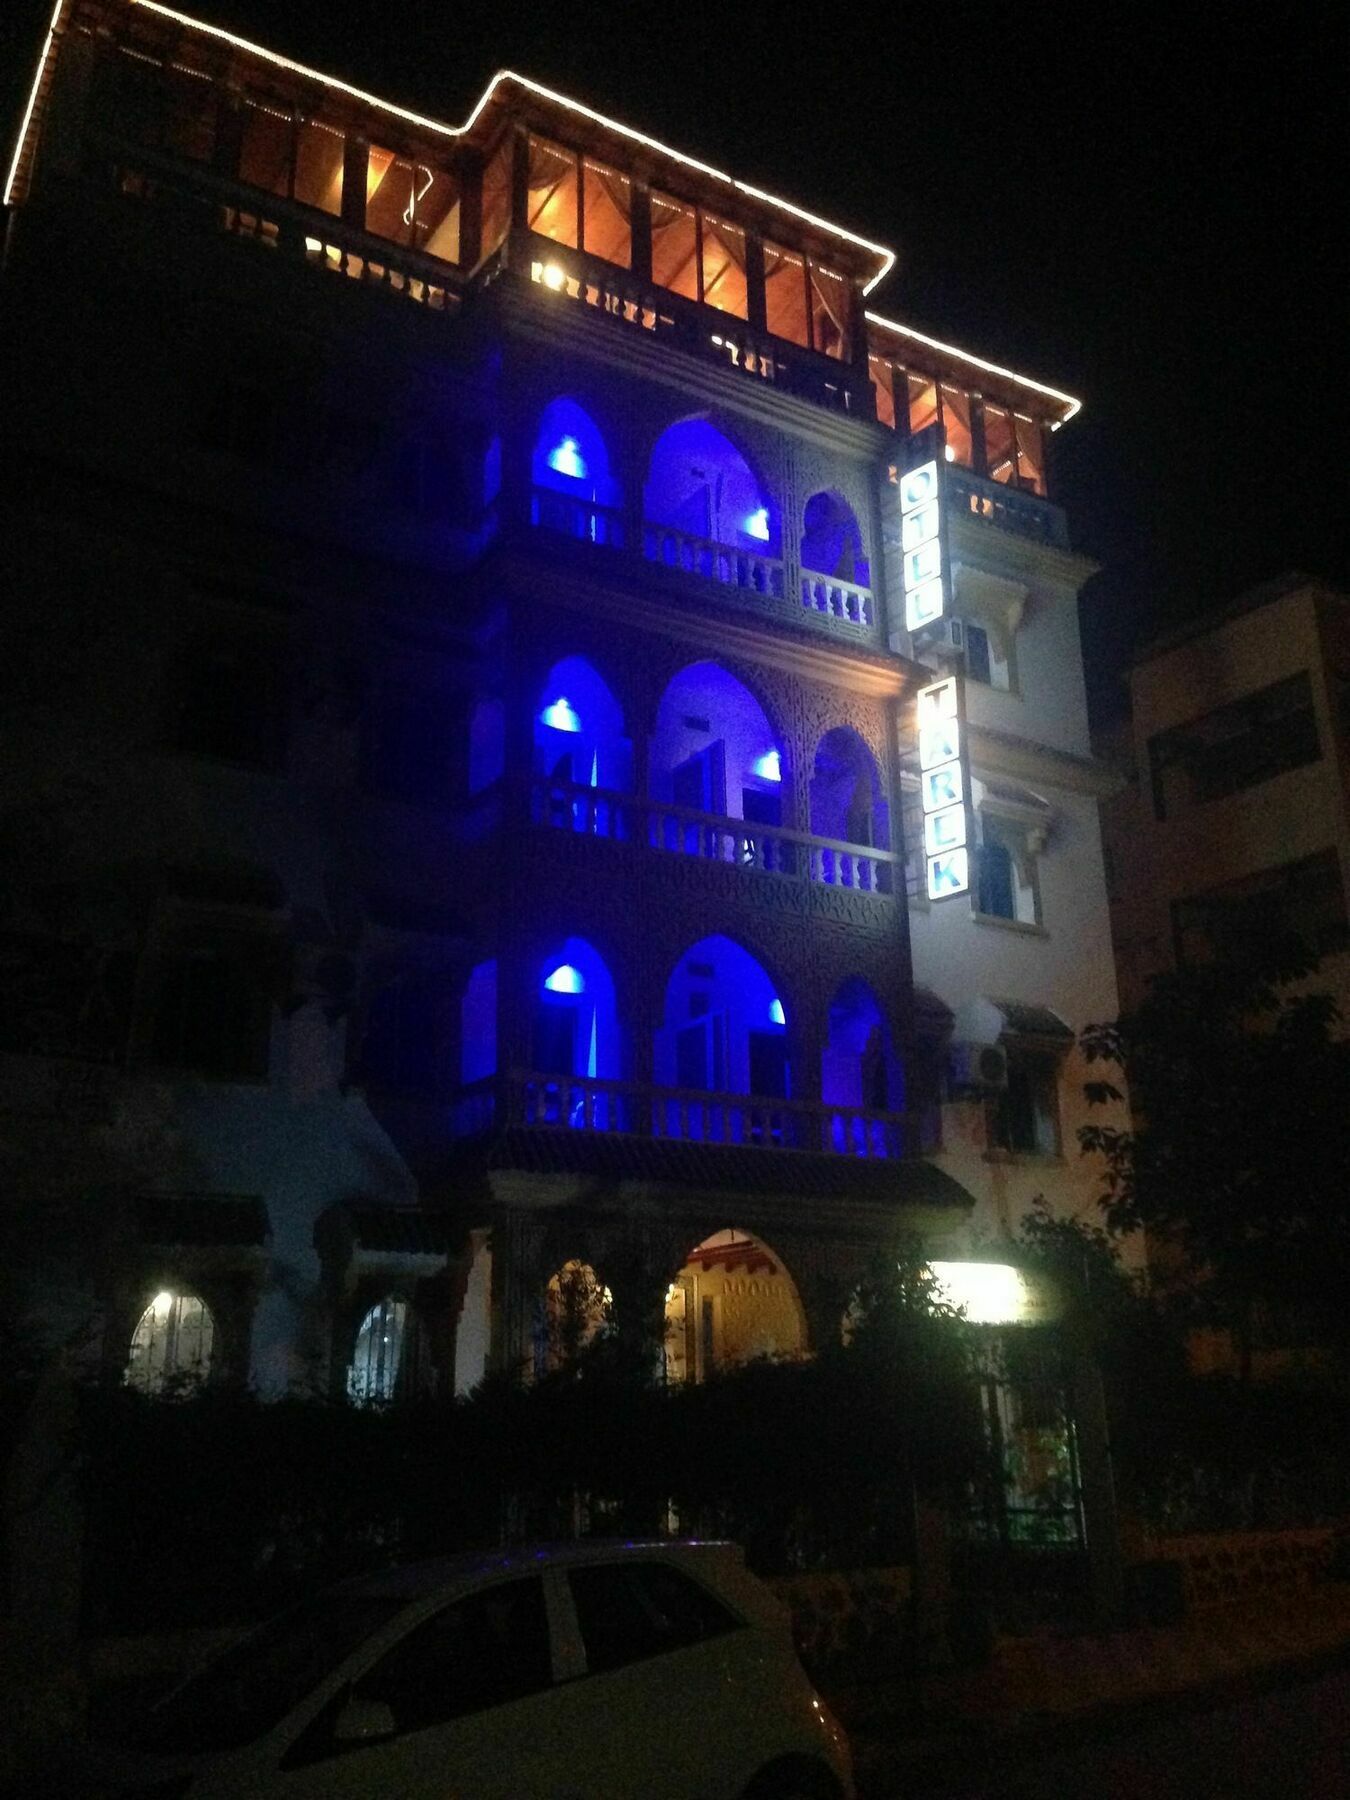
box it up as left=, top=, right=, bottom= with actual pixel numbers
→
left=1079, top=944, right=1350, bottom=1365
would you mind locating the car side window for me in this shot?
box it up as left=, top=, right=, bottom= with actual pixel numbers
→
left=353, top=1577, right=553, bottom=1732
left=568, top=1560, right=742, bottom=1675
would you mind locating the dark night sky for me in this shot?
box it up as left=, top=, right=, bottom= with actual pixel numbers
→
left=5, top=1, right=1346, bottom=722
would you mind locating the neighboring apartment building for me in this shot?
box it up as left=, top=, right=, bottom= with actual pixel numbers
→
left=1, top=0, right=1126, bottom=1428
left=1104, top=575, right=1350, bottom=1014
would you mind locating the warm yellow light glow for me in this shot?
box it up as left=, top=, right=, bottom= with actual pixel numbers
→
left=113, top=5, right=894, bottom=283
left=542, top=261, right=567, bottom=290
left=867, top=308, right=1083, bottom=427
left=929, top=1261, right=1032, bottom=1325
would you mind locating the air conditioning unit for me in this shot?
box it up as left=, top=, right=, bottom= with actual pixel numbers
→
left=914, top=616, right=964, bottom=659
left=948, top=1040, right=1008, bottom=1093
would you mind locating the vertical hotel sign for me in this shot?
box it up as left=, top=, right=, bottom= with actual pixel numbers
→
left=917, top=673, right=972, bottom=900
left=899, top=456, right=947, bottom=634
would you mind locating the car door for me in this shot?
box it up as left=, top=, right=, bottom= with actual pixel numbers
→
left=542, top=1557, right=754, bottom=1800
left=260, top=1575, right=569, bottom=1800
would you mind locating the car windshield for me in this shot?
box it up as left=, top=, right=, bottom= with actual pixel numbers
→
left=123, top=1595, right=405, bottom=1753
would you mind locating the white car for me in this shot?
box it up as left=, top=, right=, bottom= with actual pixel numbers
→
left=68, top=1540, right=854, bottom=1799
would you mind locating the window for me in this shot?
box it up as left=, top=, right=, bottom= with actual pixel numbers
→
left=649, top=190, right=700, bottom=301
left=149, top=931, right=275, bottom=1080
left=975, top=814, right=1038, bottom=925
left=126, top=1289, right=215, bottom=1394
left=763, top=243, right=850, bottom=358
left=940, top=386, right=974, bottom=466
left=763, top=242, right=808, bottom=345
left=1172, top=849, right=1349, bottom=968
left=1148, top=672, right=1320, bottom=820
left=364, top=147, right=460, bottom=260
left=292, top=117, right=345, bottom=214
left=583, top=159, right=631, bottom=265
left=701, top=216, right=749, bottom=318
left=173, top=636, right=288, bottom=770
left=237, top=98, right=344, bottom=215
left=808, top=263, right=851, bottom=360
left=906, top=373, right=940, bottom=436
left=960, top=619, right=1012, bottom=690
left=516, top=140, right=632, bottom=270
left=353, top=1578, right=553, bottom=1731
left=567, top=1561, right=740, bottom=1674
left=870, top=359, right=1049, bottom=493
left=348, top=1297, right=407, bottom=1403
left=478, top=135, right=513, bottom=263
left=526, top=134, right=579, bottom=246
left=870, top=355, right=897, bottom=428
left=987, top=1050, right=1060, bottom=1157
left=982, top=403, right=1017, bottom=484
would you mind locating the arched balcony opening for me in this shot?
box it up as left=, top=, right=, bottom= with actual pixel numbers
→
left=656, top=935, right=794, bottom=1146
left=643, top=419, right=784, bottom=598
left=533, top=656, right=632, bottom=838
left=799, top=488, right=875, bottom=629
left=537, top=1259, right=614, bottom=1375
left=809, top=726, right=892, bottom=893
left=126, top=1289, right=215, bottom=1396
left=822, top=977, right=906, bottom=1158
left=663, top=1228, right=808, bottom=1384
left=650, top=662, right=793, bottom=874
left=525, top=937, right=624, bottom=1130
left=801, top=490, right=869, bottom=585
left=530, top=397, right=622, bottom=544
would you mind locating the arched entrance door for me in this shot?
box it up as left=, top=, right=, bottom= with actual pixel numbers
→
left=663, top=1229, right=807, bottom=1384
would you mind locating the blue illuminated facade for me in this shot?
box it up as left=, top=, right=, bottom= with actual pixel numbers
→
left=3, top=2, right=1115, bottom=1411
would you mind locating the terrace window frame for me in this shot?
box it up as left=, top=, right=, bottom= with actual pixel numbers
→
left=521, top=130, right=633, bottom=270
left=870, top=354, right=1050, bottom=496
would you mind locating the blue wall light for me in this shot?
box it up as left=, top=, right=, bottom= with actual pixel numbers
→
left=547, top=435, right=588, bottom=481
left=540, top=696, right=582, bottom=733
left=744, top=506, right=770, bottom=542
left=753, top=749, right=782, bottom=783
left=768, top=997, right=786, bottom=1026
left=544, top=964, right=586, bottom=995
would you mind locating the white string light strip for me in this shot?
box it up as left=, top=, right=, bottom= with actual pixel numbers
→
left=867, top=307, right=1082, bottom=426
left=5, top=0, right=1082, bottom=425
left=9, top=0, right=893, bottom=286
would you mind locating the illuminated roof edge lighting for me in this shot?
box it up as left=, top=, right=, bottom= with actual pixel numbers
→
left=7, top=0, right=893, bottom=282
left=3, top=0, right=68, bottom=206
left=5, top=1, right=1081, bottom=421
left=866, top=309, right=1083, bottom=426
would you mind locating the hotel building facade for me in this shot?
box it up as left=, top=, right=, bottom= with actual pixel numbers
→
left=2, top=2, right=1125, bottom=1447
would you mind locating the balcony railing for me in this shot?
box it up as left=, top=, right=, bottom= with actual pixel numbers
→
left=460, top=1070, right=907, bottom=1158
left=529, top=778, right=898, bottom=897
left=642, top=524, right=785, bottom=600
left=96, top=137, right=463, bottom=316
left=530, top=486, right=626, bottom=547
left=521, top=234, right=872, bottom=416
left=945, top=467, right=1069, bottom=549
left=800, top=571, right=875, bottom=629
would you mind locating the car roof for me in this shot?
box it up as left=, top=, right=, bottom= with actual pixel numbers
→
left=334, top=1539, right=744, bottom=1600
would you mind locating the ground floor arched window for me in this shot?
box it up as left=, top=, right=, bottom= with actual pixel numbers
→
left=348, top=1296, right=408, bottom=1403
left=126, top=1289, right=215, bottom=1395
